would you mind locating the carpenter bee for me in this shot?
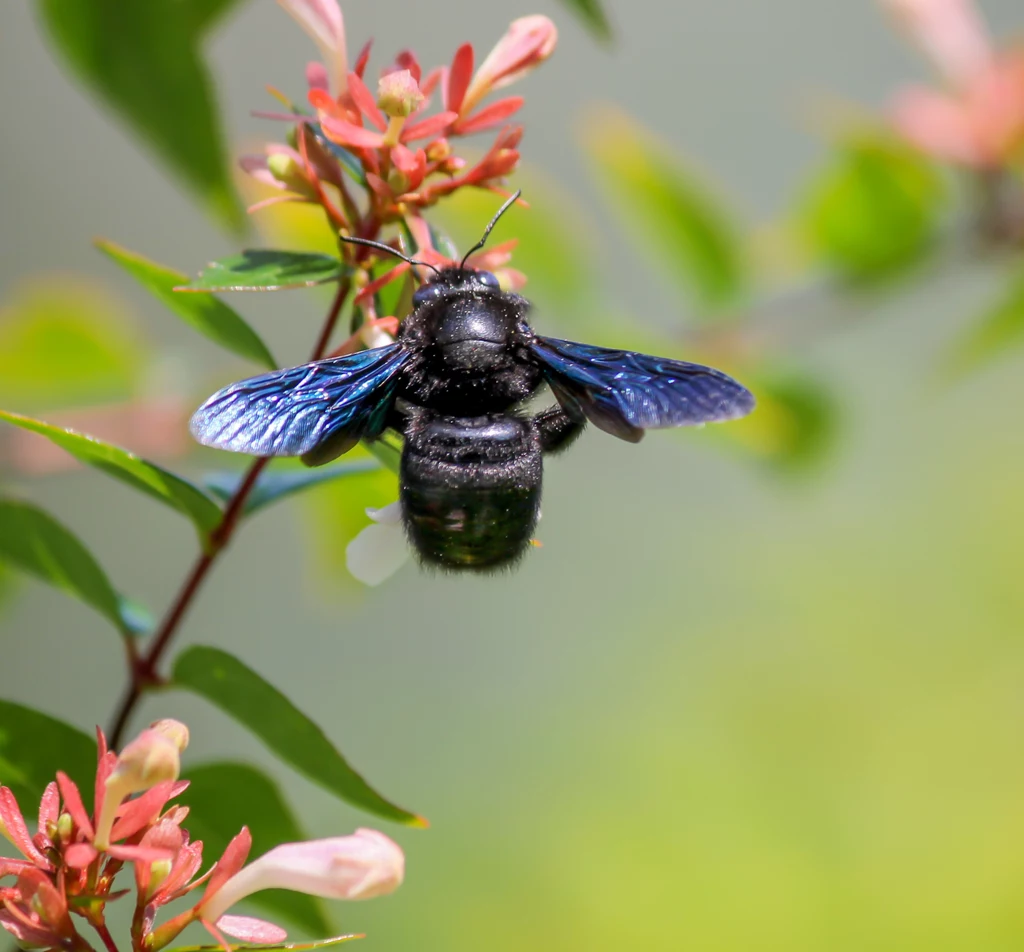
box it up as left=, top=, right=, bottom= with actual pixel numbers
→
left=190, top=193, right=756, bottom=572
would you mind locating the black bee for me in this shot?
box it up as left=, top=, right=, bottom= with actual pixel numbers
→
left=190, top=194, right=756, bottom=571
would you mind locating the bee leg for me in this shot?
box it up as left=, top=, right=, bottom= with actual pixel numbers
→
left=535, top=404, right=586, bottom=454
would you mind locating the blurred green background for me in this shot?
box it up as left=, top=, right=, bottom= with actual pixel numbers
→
left=3, top=0, right=1024, bottom=948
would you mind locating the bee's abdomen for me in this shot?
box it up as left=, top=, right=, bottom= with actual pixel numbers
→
left=400, top=413, right=541, bottom=571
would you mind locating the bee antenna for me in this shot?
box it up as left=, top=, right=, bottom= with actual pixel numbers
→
left=459, top=189, right=522, bottom=270
left=339, top=235, right=441, bottom=277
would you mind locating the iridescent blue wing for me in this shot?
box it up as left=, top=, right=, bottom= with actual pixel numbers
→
left=530, top=336, right=755, bottom=443
left=190, top=344, right=410, bottom=464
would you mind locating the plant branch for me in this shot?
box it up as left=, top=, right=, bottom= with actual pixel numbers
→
left=93, top=921, right=122, bottom=952
left=107, top=278, right=352, bottom=747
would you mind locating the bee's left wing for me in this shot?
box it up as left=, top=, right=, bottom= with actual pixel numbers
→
left=190, top=343, right=410, bottom=464
left=530, top=336, right=755, bottom=443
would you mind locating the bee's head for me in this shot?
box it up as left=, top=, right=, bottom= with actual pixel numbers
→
left=411, top=267, right=501, bottom=309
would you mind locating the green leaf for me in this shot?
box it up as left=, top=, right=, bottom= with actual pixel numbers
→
left=180, top=251, right=346, bottom=292
left=183, top=762, right=331, bottom=936
left=0, top=700, right=97, bottom=809
left=721, top=371, right=839, bottom=471
left=0, top=498, right=139, bottom=636
left=97, top=241, right=276, bottom=369
left=943, top=270, right=1024, bottom=379
left=584, top=108, right=747, bottom=315
left=164, top=937, right=361, bottom=952
left=0, top=279, right=141, bottom=410
left=172, top=646, right=426, bottom=827
left=555, top=0, right=612, bottom=40
left=0, top=410, right=222, bottom=543
left=799, top=133, right=945, bottom=283
left=34, top=0, right=242, bottom=229
left=203, top=459, right=381, bottom=517
left=180, top=0, right=245, bottom=35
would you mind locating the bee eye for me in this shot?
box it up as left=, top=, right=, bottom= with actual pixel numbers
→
left=413, top=283, right=445, bottom=308
left=475, top=270, right=501, bottom=289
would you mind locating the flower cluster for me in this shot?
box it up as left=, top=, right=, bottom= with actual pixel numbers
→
left=245, top=0, right=555, bottom=321
left=884, top=0, right=1024, bottom=168
left=0, top=720, right=403, bottom=952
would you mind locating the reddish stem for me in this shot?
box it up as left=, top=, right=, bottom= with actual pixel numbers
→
left=107, top=279, right=352, bottom=748
left=94, top=921, right=122, bottom=952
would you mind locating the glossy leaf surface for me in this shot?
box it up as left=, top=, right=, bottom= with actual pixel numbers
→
left=97, top=241, right=276, bottom=369
left=0, top=499, right=136, bottom=636
left=35, top=0, right=242, bottom=228
left=180, top=252, right=346, bottom=292
left=172, top=646, right=426, bottom=827
left=0, top=700, right=97, bottom=809
left=0, top=410, right=222, bottom=541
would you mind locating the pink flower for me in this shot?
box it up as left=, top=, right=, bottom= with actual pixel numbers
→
left=448, top=16, right=557, bottom=131
left=277, top=0, right=347, bottom=96
left=0, top=868, right=78, bottom=950
left=884, top=0, right=992, bottom=84
left=312, top=72, right=456, bottom=151
left=882, top=0, right=1024, bottom=167
left=199, top=829, right=405, bottom=923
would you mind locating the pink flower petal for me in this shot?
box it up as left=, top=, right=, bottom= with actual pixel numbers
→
left=64, top=843, right=98, bottom=869
left=0, top=789, right=51, bottom=869
left=201, top=827, right=252, bottom=905
left=306, top=61, right=329, bottom=92
left=56, top=772, right=94, bottom=840
left=111, top=779, right=187, bottom=842
left=37, top=783, right=59, bottom=833
left=308, top=87, right=346, bottom=120
left=884, top=0, right=993, bottom=84
left=0, top=859, right=34, bottom=878
left=107, top=844, right=175, bottom=863
left=347, top=72, right=387, bottom=131
left=462, top=15, right=557, bottom=114
left=445, top=43, right=474, bottom=113
left=394, top=49, right=422, bottom=84
left=215, top=915, right=288, bottom=944
left=891, top=85, right=984, bottom=164
left=247, top=195, right=309, bottom=214
left=403, top=111, right=458, bottom=142
left=354, top=261, right=412, bottom=306
left=353, top=38, right=372, bottom=79
left=154, top=840, right=205, bottom=903
left=455, top=96, right=524, bottom=134
left=276, top=0, right=347, bottom=95
left=320, top=116, right=385, bottom=148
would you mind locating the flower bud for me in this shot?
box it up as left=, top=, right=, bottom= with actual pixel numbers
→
left=377, top=70, right=425, bottom=118
left=462, top=15, right=557, bottom=115
left=93, top=725, right=184, bottom=850
left=200, top=829, right=404, bottom=923
left=148, top=719, right=190, bottom=753
left=146, top=858, right=174, bottom=899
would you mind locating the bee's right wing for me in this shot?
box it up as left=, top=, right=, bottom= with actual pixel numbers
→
left=530, top=336, right=755, bottom=442
left=190, top=343, right=410, bottom=463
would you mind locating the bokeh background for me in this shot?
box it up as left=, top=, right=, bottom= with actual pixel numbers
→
left=3, top=0, right=1024, bottom=948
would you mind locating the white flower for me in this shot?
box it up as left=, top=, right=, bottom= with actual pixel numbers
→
left=346, top=502, right=410, bottom=586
